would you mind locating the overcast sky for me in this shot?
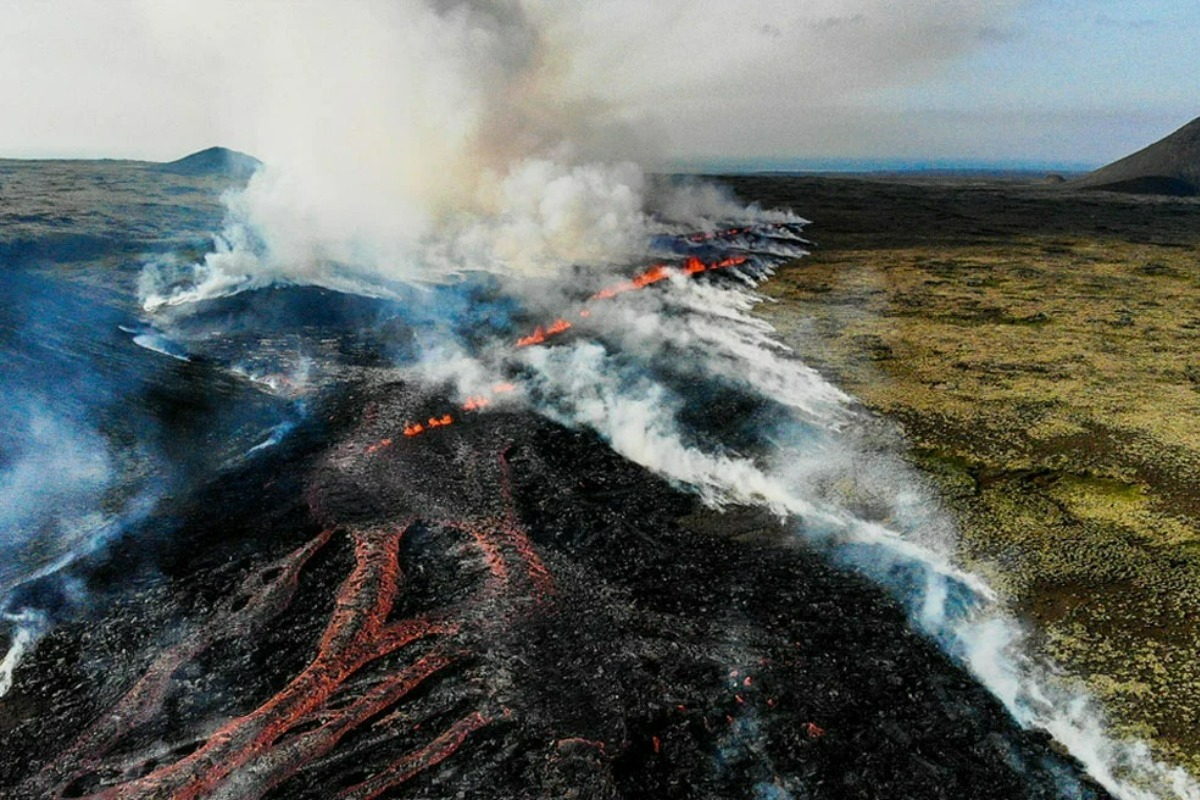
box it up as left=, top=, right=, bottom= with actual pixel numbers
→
left=0, top=0, right=1196, bottom=167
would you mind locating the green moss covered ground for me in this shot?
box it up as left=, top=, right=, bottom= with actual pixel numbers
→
left=730, top=174, right=1200, bottom=772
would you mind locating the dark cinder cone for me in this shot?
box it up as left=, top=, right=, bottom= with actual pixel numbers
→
left=1072, top=115, right=1200, bottom=196
left=155, top=146, right=261, bottom=180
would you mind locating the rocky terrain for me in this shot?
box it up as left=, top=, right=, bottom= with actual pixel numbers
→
left=728, top=172, right=1200, bottom=773
left=1071, top=116, right=1200, bottom=196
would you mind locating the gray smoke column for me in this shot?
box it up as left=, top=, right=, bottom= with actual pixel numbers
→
left=139, top=0, right=664, bottom=309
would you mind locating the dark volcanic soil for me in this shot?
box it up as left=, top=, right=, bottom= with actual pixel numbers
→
left=0, top=380, right=1111, bottom=799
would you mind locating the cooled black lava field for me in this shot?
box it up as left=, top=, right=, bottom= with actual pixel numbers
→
left=0, top=376, right=1112, bottom=799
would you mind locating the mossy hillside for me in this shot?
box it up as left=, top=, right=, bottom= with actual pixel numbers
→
left=734, top=174, right=1200, bottom=772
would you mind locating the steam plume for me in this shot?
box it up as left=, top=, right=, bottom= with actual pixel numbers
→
left=138, top=0, right=664, bottom=310
left=515, top=269, right=1199, bottom=800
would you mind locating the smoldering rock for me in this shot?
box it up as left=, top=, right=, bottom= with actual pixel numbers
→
left=0, top=382, right=1114, bottom=799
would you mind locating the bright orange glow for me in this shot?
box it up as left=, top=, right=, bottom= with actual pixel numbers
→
left=463, top=395, right=490, bottom=412
left=516, top=326, right=547, bottom=347
left=631, top=264, right=669, bottom=288
left=688, top=225, right=749, bottom=243
left=376, top=248, right=756, bottom=449
left=396, top=386, right=521, bottom=443
left=516, top=318, right=572, bottom=348
left=585, top=254, right=748, bottom=305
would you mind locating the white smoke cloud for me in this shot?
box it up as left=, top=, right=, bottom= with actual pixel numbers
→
left=506, top=269, right=1199, bottom=800
left=0, top=609, right=47, bottom=698
left=132, top=0, right=1032, bottom=310
left=3, top=0, right=1035, bottom=162
left=0, top=403, right=109, bottom=700
left=0, top=403, right=113, bottom=596
left=135, top=0, right=669, bottom=309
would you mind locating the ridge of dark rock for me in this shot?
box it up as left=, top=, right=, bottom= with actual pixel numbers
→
left=1072, top=116, right=1200, bottom=196
left=154, top=146, right=261, bottom=180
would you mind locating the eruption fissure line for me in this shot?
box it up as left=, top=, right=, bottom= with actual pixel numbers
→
left=380, top=249, right=756, bottom=448
left=515, top=252, right=750, bottom=349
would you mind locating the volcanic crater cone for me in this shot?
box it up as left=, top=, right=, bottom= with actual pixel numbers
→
left=1072, top=115, right=1200, bottom=196
left=153, top=146, right=262, bottom=181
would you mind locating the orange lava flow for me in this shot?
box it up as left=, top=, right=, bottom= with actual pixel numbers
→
left=584, top=254, right=747, bottom=306
left=463, top=395, right=490, bottom=412
left=337, top=711, right=491, bottom=800
left=433, top=449, right=554, bottom=601
left=438, top=516, right=554, bottom=602
left=29, top=530, right=334, bottom=798
left=35, top=444, right=556, bottom=799
left=516, top=317, right=573, bottom=348
left=79, top=526, right=453, bottom=800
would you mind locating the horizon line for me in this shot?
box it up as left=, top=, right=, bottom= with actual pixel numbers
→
left=668, top=156, right=1099, bottom=175
left=0, top=148, right=1100, bottom=176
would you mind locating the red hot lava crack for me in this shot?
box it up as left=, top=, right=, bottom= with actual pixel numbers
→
left=29, top=446, right=555, bottom=800
left=381, top=249, right=753, bottom=448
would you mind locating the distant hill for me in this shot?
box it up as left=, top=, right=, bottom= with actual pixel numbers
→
left=154, top=147, right=261, bottom=180
left=1071, top=116, right=1200, bottom=196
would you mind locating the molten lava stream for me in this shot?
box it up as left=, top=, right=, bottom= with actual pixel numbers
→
left=337, top=711, right=492, bottom=800
left=76, top=526, right=454, bottom=800
left=29, top=529, right=334, bottom=798
left=33, top=447, right=556, bottom=799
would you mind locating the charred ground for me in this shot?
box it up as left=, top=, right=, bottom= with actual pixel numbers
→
left=0, top=376, right=1112, bottom=798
